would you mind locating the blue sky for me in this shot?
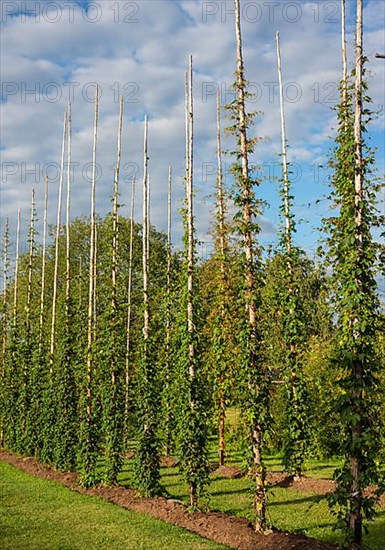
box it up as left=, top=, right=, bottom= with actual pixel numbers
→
left=0, top=0, right=384, bottom=266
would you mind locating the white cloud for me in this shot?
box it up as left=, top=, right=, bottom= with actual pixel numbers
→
left=0, top=0, right=384, bottom=254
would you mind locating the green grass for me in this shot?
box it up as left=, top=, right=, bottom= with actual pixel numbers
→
left=2, top=449, right=384, bottom=550
left=0, top=461, right=228, bottom=550
left=118, top=446, right=385, bottom=550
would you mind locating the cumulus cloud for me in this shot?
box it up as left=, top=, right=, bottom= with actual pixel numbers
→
left=0, top=0, right=384, bottom=255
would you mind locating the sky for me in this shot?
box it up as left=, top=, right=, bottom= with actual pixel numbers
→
left=0, top=0, right=384, bottom=266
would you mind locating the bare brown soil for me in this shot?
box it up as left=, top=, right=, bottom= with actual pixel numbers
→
left=0, top=449, right=336, bottom=550
left=267, top=472, right=385, bottom=507
left=212, top=465, right=244, bottom=479
left=267, top=472, right=335, bottom=495
left=160, top=455, right=179, bottom=468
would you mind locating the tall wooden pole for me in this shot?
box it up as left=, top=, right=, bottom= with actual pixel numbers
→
left=167, top=167, right=172, bottom=316
left=124, top=177, right=136, bottom=440
left=341, top=0, right=348, bottom=87
left=112, top=96, right=123, bottom=320
left=354, top=0, right=363, bottom=241
left=351, top=0, right=363, bottom=545
left=49, top=111, right=67, bottom=373
left=2, top=218, right=9, bottom=359
left=341, top=0, right=348, bottom=129
left=216, top=90, right=227, bottom=467
left=234, top=0, right=266, bottom=530
left=39, top=175, right=49, bottom=352
left=187, top=55, right=194, bottom=375
left=186, top=54, right=198, bottom=507
left=185, top=72, right=190, bottom=191
left=135, top=114, right=162, bottom=495
left=86, top=85, right=99, bottom=431
left=65, top=103, right=72, bottom=313
left=93, top=221, right=98, bottom=338
left=142, top=116, right=149, bottom=344
left=276, top=31, right=292, bottom=257
left=25, top=189, right=36, bottom=341
left=147, top=173, right=150, bottom=264
left=216, top=91, right=226, bottom=262
left=165, top=165, right=172, bottom=456
left=1, top=218, right=9, bottom=444
left=13, top=210, right=21, bottom=328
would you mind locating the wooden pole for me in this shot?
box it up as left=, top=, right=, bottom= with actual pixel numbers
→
left=216, top=90, right=227, bottom=467
left=25, top=189, right=35, bottom=341
left=350, top=0, right=363, bottom=545
left=142, top=117, right=149, bottom=344
left=65, top=103, right=72, bottom=313
left=2, top=218, right=9, bottom=358
left=112, top=96, right=123, bottom=319
left=165, top=165, right=172, bottom=456
left=185, top=72, right=190, bottom=191
left=354, top=0, right=363, bottom=240
left=124, top=177, right=136, bottom=439
left=147, top=173, right=150, bottom=264
left=187, top=55, right=194, bottom=372
left=86, top=85, right=99, bottom=429
left=216, top=91, right=226, bottom=261
left=39, top=175, right=49, bottom=352
left=167, top=167, right=172, bottom=310
left=234, top=0, right=266, bottom=531
left=13, top=210, right=21, bottom=328
left=49, top=111, right=67, bottom=374
left=93, top=221, right=98, bottom=339
left=341, top=0, right=348, bottom=129
left=1, top=218, right=9, bottom=444
left=341, top=0, right=348, bottom=88
left=186, top=54, right=197, bottom=507
left=275, top=31, right=292, bottom=257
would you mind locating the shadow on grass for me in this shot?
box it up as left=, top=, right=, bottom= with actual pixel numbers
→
left=159, top=471, right=180, bottom=479
left=366, top=520, right=385, bottom=541
left=268, top=495, right=321, bottom=507
left=210, top=487, right=249, bottom=498
left=305, top=463, right=339, bottom=472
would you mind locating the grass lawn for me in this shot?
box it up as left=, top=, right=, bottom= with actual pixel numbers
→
left=0, top=461, right=228, bottom=550
left=2, top=448, right=384, bottom=550
left=118, top=445, right=385, bottom=550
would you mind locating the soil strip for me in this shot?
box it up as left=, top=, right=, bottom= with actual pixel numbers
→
left=1, top=449, right=336, bottom=550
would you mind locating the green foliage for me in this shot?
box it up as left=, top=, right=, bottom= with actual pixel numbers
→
left=173, top=204, right=210, bottom=508
left=174, top=324, right=210, bottom=505
left=262, top=252, right=329, bottom=473
left=134, top=338, right=162, bottom=496
left=52, top=299, right=78, bottom=471
left=322, top=72, right=384, bottom=542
